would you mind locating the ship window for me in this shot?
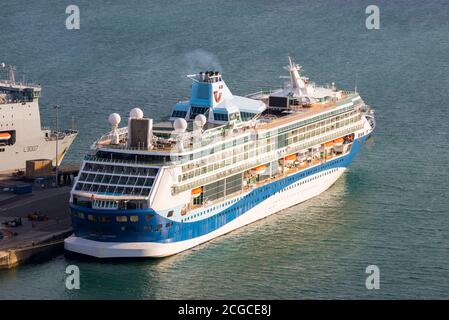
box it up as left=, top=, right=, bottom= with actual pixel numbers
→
left=87, top=214, right=96, bottom=221
left=130, top=215, right=139, bottom=222
left=99, top=216, right=111, bottom=223
left=167, top=210, right=174, bottom=218
left=102, top=175, right=112, bottom=184
left=144, top=178, right=154, bottom=186
left=146, top=214, right=154, bottom=220
left=240, top=112, right=255, bottom=121
left=172, top=110, right=187, bottom=118
left=116, top=216, right=128, bottom=222
left=214, top=112, right=228, bottom=121
left=118, top=176, right=128, bottom=185
left=114, top=186, right=125, bottom=194
left=190, top=106, right=209, bottom=119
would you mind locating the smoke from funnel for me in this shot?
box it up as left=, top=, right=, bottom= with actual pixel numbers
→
left=184, top=49, right=223, bottom=74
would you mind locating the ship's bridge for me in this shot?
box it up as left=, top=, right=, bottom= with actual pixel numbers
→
left=0, top=63, right=41, bottom=104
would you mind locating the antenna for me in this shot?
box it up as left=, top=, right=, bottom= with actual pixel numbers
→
left=8, top=65, right=16, bottom=83
left=187, top=74, right=199, bottom=82
left=354, top=72, right=358, bottom=93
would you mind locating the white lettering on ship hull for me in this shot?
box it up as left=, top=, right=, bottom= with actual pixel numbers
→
left=23, top=145, right=39, bottom=152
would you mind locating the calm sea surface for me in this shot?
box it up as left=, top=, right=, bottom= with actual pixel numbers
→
left=0, top=0, right=448, bottom=299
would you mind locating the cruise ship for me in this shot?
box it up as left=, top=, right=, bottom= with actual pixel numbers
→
left=65, top=57, right=375, bottom=258
left=0, top=63, right=78, bottom=173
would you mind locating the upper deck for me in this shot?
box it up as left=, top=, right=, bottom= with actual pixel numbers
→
left=0, top=64, right=41, bottom=105
left=92, top=91, right=360, bottom=155
left=87, top=57, right=366, bottom=169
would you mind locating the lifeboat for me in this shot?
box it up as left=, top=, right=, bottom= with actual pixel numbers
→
left=191, top=187, right=203, bottom=197
left=333, top=138, right=344, bottom=146
left=0, top=132, right=11, bottom=141
left=323, top=141, right=334, bottom=148
left=251, top=164, right=267, bottom=174
left=284, top=154, right=297, bottom=161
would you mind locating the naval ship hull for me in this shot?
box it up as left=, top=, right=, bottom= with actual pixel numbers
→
left=0, top=94, right=78, bottom=174
left=0, top=131, right=77, bottom=174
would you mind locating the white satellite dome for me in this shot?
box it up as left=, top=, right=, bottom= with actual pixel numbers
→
left=108, top=113, right=121, bottom=126
left=173, top=118, right=188, bottom=132
left=129, top=107, right=144, bottom=119
left=194, top=114, right=207, bottom=127
left=0, top=63, right=5, bottom=68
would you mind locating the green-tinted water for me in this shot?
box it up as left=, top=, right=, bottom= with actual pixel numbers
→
left=0, top=0, right=448, bottom=299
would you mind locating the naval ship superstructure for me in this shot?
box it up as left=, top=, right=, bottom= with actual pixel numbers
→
left=65, top=57, right=375, bottom=258
left=0, top=63, right=78, bottom=173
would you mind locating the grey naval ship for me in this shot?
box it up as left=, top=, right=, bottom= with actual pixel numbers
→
left=0, top=63, right=78, bottom=173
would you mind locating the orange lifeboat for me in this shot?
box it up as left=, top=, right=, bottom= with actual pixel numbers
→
left=333, top=138, right=344, bottom=145
left=191, top=187, right=202, bottom=197
left=323, top=141, right=334, bottom=148
left=0, top=132, right=11, bottom=141
left=284, top=154, right=297, bottom=161
left=251, top=164, right=267, bottom=174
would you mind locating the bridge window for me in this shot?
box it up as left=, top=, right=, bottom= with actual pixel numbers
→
left=172, top=110, right=187, bottom=118
left=214, top=112, right=228, bottom=121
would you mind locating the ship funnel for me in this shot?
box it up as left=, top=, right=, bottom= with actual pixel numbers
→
left=127, top=108, right=153, bottom=149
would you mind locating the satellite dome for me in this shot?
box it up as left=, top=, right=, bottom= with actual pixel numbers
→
left=173, top=118, right=188, bottom=132
left=0, top=63, right=5, bottom=68
left=108, top=113, right=121, bottom=126
left=129, top=108, right=144, bottom=119
left=194, top=114, right=207, bottom=127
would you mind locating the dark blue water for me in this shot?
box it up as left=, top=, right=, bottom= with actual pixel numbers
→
left=1, top=0, right=448, bottom=299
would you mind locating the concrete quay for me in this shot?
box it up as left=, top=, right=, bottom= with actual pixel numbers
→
left=0, top=186, right=73, bottom=270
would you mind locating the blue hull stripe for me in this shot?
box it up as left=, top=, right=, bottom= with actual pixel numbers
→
left=70, top=136, right=368, bottom=243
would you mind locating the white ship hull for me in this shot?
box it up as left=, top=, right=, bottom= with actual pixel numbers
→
left=65, top=167, right=345, bottom=258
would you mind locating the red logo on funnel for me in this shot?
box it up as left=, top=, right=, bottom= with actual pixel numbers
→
left=213, top=91, right=222, bottom=103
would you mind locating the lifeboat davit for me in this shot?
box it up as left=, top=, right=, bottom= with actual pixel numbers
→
left=333, top=138, right=344, bottom=146
left=191, top=187, right=202, bottom=197
left=0, top=132, right=11, bottom=141
left=251, top=164, right=267, bottom=174
left=284, top=154, right=297, bottom=161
